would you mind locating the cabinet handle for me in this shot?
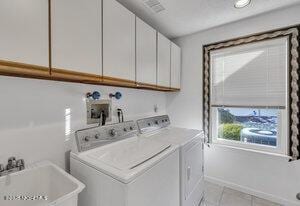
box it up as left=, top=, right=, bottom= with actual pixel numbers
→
left=187, top=166, right=191, bottom=181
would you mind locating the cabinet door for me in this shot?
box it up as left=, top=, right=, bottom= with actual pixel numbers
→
left=51, top=0, right=102, bottom=78
left=103, top=0, right=135, bottom=81
left=171, top=43, right=181, bottom=89
left=0, top=0, right=48, bottom=67
left=157, top=33, right=171, bottom=87
left=183, top=141, right=204, bottom=204
left=136, top=17, right=157, bottom=86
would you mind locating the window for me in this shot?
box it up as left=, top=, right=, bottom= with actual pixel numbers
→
left=211, top=107, right=287, bottom=154
left=209, top=37, right=289, bottom=155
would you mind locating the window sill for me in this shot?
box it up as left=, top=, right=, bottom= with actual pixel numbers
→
left=208, top=142, right=292, bottom=161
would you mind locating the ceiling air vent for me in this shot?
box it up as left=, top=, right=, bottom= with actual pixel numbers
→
left=143, top=0, right=165, bottom=13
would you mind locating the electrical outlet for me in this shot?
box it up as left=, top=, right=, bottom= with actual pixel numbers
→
left=154, top=104, right=158, bottom=113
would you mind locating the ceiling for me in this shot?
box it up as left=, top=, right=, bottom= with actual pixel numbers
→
left=117, top=0, right=300, bottom=38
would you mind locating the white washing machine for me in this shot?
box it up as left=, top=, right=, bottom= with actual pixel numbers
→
left=70, top=121, right=180, bottom=206
left=137, top=115, right=205, bottom=206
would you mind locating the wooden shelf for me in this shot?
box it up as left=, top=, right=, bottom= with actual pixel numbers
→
left=51, top=68, right=101, bottom=84
left=102, top=76, right=136, bottom=88
left=0, top=60, right=50, bottom=79
left=0, top=60, right=180, bottom=92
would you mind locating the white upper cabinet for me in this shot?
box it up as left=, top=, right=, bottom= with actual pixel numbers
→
left=0, top=0, right=48, bottom=67
left=157, top=33, right=171, bottom=87
left=51, top=0, right=102, bottom=75
left=103, top=0, right=135, bottom=81
left=171, top=43, right=181, bottom=89
left=136, top=17, right=157, bottom=85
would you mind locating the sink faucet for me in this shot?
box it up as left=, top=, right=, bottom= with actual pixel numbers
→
left=0, top=157, right=25, bottom=177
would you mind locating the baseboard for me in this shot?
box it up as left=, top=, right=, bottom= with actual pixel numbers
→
left=204, top=175, right=299, bottom=206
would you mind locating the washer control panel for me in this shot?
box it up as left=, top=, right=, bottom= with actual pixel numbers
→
left=75, top=121, right=137, bottom=152
left=137, top=115, right=170, bottom=134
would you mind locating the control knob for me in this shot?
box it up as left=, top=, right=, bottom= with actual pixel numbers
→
left=109, top=129, right=117, bottom=137
left=84, top=136, right=90, bottom=142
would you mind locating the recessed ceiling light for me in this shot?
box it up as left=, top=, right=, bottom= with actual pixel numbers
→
left=234, top=0, right=251, bottom=8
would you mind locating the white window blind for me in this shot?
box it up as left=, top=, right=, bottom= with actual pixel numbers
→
left=210, top=37, right=288, bottom=108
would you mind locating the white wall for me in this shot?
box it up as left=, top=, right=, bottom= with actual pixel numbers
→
left=0, top=76, right=166, bottom=171
left=167, top=5, right=300, bottom=206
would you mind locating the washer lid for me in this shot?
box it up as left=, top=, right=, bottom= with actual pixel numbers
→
left=71, top=136, right=176, bottom=183
left=87, top=137, right=171, bottom=170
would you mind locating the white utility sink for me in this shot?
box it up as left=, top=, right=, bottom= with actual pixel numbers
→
left=0, top=161, right=85, bottom=206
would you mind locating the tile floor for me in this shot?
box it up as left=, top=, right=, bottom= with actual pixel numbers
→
left=201, top=181, right=282, bottom=206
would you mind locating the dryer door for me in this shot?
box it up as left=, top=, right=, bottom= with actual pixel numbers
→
left=182, top=138, right=204, bottom=206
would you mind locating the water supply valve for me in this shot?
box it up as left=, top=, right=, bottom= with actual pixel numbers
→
left=86, top=91, right=101, bottom=100
left=109, top=92, right=122, bottom=100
